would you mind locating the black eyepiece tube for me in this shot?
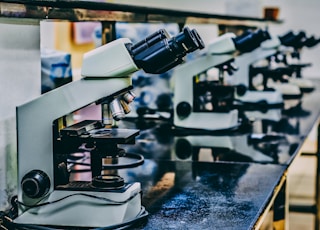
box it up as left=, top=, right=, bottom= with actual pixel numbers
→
left=173, top=28, right=205, bottom=53
left=278, top=31, right=294, bottom=44
left=233, top=29, right=271, bottom=53
left=129, top=27, right=205, bottom=74
left=279, top=30, right=306, bottom=47
left=304, top=36, right=320, bottom=48
left=130, top=29, right=170, bottom=56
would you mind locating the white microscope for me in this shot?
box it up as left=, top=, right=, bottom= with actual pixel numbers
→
left=172, top=29, right=269, bottom=131
left=13, top=27, right=204, bottom=229
left=231, top=34, right=290, bottom=108
left=268, top=31, right=319, bottom=93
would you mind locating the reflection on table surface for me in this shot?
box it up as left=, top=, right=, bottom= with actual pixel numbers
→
left=67, top=158, right=286, bottom=229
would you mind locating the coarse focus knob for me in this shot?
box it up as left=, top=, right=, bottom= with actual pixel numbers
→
left=176, top=102, right=192, bottom=118
left=21, top=170, right=50, bottom=199
left=236, top=84, right=247, bottom=96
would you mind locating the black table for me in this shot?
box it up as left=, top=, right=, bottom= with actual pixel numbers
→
left=121, top=161, right=286, bottom=229
left=117, top=79, right=320, bottom=229
left=1, top=80, right=319, bottom=229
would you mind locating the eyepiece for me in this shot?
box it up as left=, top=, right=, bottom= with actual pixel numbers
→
left=233, top=29, right=271, bottom=53
left=278, top=31, right=294, bottom=44
left=279, top=30, right=306, bottom=47
left=130, top=29, right=170, bottom=57
left=129, top=27, right=205, bottom=74
left=304, top=36, right=320, bottom=48
left=172, top=27, right=205, bottom=54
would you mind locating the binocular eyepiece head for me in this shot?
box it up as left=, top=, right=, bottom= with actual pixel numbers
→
left=233, top=29, right=271, bottom=53
left=279, top=30, right=307, bottom=47
left=129, top=27, right=205, bottom=74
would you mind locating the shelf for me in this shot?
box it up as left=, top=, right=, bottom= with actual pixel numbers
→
left=0, top=0, right=282, bottom=26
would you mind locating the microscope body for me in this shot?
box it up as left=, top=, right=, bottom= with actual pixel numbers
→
left=232, top=37, right=285, bottom=106
left=14, top=27, right=204, bottom=228
left=14, top=76, right=142, bottom=228
left=173, top=33, right=239, bottom=131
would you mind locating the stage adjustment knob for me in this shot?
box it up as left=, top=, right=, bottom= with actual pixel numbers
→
left=21, top=170, right=50, bottom=198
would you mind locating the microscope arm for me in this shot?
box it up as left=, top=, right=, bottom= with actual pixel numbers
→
left=81, top=38, right=139, bottom=77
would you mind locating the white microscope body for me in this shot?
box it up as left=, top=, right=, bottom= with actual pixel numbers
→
left=14, top=28, right=204, bottom=228
left=232, top=36, right=287, bottom=106
left=173, top=30, right=270, bottom=131
left=173, top=33, right=239, bottom=131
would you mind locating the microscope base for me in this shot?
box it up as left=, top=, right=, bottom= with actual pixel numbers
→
left=268, top=82, right=302, bottom=100
left=236, top=90, right=283, bottom=107
left=14, top=182, right=143, bottom=228
left=289, top=78, right=315, bottom=93
left=244, top=108, right=282, bottom=122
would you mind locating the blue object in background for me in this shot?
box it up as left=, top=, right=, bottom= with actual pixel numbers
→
left=41, top=49, right=73, bottom=94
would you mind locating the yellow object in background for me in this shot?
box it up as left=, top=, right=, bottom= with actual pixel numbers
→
left=54, top=21, right=96, bottom=70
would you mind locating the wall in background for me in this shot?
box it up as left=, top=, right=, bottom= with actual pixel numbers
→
left=40, top=1, right=320, bottom=78
left=0, top=19, right=41, bottom=209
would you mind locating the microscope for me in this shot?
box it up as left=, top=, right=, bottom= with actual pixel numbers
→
left=172, top=29, right=269, bottom=131
left=13, top=27, right=204, bottom=229
left=268, top=31, right=320, bottom=93
left=231, top=34, right=291, bottom=108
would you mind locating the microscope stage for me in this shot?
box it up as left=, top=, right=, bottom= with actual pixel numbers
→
left=60, top=120, right=139, bottom=144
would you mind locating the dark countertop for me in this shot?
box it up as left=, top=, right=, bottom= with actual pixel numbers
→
left=120, top=161, right=286, bottom=230
left=121, top=79, right=320, bottom=167
left=1, top=80, right=319, bottom=229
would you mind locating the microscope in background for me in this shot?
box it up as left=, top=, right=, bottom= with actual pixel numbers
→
left=267, top=30, right=320, bottom=93
left=172, top=29, right=270, bottom=131
left=238, top=31, right=319, bottom=111
left=231, top=33, right=293, bottom=108
left=13, top=27, right=204, bottom=229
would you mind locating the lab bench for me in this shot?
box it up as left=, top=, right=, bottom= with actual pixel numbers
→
left=121, top=161, right=287, bottom=229
left=115, top=79, right=320, bottom=229
left=0, top=80, right=319, bottom=229
left=0, top=2, right=317, bottom=229
left=1, top=80, right=319, bottom=229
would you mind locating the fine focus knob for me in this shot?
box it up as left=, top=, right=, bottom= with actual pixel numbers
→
left=21, top=170, right=50, bottom=198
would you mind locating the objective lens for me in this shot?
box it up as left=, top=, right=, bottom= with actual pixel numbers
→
left=109, top=98, right=125, bottom=121
left=122, top=91, right=136, bottom=103
left=102, top=104, right=113, bottom=126
left=120, top=100, right=131, bottom=114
